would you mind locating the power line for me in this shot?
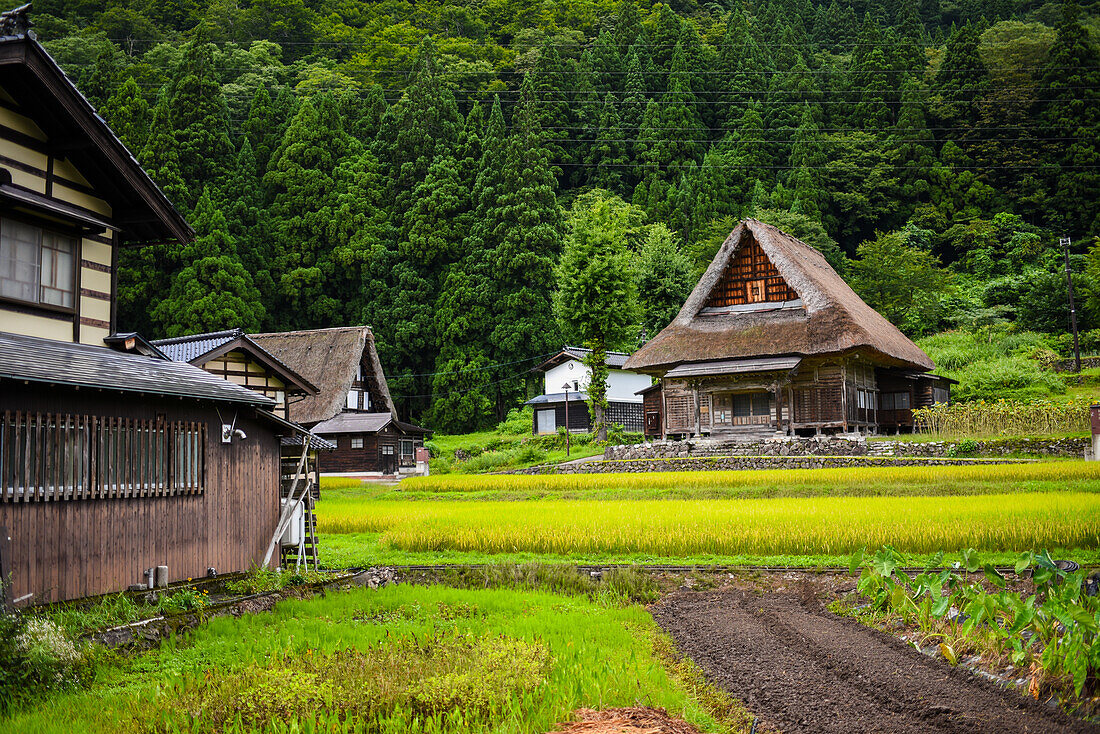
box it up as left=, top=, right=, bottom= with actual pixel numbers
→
left=392, top=350, right=559, bottom=378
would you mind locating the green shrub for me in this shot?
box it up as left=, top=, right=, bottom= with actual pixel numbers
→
left=495, top=407, right=533, bottom=435
left=160, top=588, right=210, bottom=614
left=423, top=440, right=440, bottom=458
left=947, top=439, right=980, bottom=457
left=428, top=456, right=453, bottom=474
left=918, top=329, right=1069, bottom=402
left=515, top=444, right=548, bottom=464
left=224, top=567, right=285, bottom=595
left=0, top=610, right=86, bottom=713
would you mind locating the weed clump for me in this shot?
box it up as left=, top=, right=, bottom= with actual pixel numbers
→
left=0, top=609, right=89, bottom=715
left=153, top=631, right=552, bottom=729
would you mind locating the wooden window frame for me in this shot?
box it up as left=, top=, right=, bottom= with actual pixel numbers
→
left=0, top=215, right=79, bottom=315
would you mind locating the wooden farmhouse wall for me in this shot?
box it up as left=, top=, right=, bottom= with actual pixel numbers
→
left=0, top=383, right=281, bottom=604
left=659, top=354, right=890, bottom=437
left=201, top=350, right=290, bottom=419
left=0, top=85, right=117, bottom=346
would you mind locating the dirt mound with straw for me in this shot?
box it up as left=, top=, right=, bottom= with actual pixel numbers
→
left=547, top=707, right=703, bottom=734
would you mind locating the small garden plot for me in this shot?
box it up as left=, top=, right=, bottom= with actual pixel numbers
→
left=834, top=546, right=1100, bottom=718
left=0, top=585, right=743, bottom=734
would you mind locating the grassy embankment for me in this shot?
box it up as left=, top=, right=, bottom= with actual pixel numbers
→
left=0, top=585, right=746, bottom=734
left=316, top=463, right=1100, bottom=568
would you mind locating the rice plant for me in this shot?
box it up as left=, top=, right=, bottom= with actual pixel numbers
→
left=395, top=462, right=1100, bottom=497
left=316, top=492, right=1100, bottom=557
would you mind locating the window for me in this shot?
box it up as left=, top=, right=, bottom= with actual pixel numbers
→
left=713, top=394, right=732, bottom=425
left=400, top=440, right=415, bottom=466
left=537, top=409, right=556, bottom=434
left=881, top=392, right=911, bottom=411
left=351, top=436, right=364, bottom=449
left=346, top=390, right=359, bottom=410
left=0, top=218, right=76, bottom=309
left=746, top=279, right=765, bottom=303
left=933, top=387, right=948, bottom=404
left=1, top=411, right=205, bottom=501
left=381, top=444, right=395, bottom=455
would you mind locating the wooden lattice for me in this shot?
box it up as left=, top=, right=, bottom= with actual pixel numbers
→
left=705, top=237, right=799, bottom=308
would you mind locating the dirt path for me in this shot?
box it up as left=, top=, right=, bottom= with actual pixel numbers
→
left=652, top=589, right=1098, bottom=734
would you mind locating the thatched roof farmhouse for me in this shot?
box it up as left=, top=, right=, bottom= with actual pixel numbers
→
left=626, top=219, right=951, bottom=439
left=251, top=327, right=429, bottom=476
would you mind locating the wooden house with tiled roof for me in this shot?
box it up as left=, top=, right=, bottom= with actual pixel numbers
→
left=0, top=7, right=318, bottom=603
left=153, top=328, right=318, bottom=421
left=625, top=219, right=952, bottom=439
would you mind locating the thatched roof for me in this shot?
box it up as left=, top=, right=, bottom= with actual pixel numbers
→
left=250, top=326, right=397, bottom=425
left=624, top=219, right=934, bottom=373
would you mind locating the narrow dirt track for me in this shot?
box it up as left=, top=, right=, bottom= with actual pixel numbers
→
left=652, top=589, right=1099, bottom=734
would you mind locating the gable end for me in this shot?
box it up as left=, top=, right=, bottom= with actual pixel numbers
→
left=702, top=232, right=800, bottom=311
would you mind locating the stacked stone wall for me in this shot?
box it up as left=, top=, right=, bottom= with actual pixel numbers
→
left=515, top=454, right=1033, bottom=475
left=602, top=436, right=1088, bottom=461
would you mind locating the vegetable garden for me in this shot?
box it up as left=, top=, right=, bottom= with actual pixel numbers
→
left=912, top=398, right=1092, bottom=438
left=841, top=546, right=1100, bottom=712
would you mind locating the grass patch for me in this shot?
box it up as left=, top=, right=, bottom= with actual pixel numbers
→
left=1, top=585, right=729, bottom=733
left=315, top=492, right=1100, bottom=558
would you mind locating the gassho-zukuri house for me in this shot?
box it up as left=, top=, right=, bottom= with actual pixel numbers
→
left=625, top=219, right=953, bottom=440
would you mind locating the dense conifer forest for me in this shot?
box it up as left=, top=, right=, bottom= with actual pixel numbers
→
left=27, top=0, right=1100, bottom=429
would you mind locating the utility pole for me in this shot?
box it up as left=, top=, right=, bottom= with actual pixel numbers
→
left=1062, top=236, right=1081, bottom=373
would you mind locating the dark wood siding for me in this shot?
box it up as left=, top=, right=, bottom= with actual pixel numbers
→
left=314, top=426, right=422, bottom=474
left=642, top=388, right=663, bottom=437
left=0, top=383, right=281, bottom=604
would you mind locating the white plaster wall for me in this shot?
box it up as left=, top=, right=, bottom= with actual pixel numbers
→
left=543, top=359, right=650, bottom=402
left=609, top=369, right=653, bottom=401
left=545, top=359, right=588, bottom=394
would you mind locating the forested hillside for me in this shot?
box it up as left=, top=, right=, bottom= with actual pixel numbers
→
left=27, top=0, right=1100, bottom=429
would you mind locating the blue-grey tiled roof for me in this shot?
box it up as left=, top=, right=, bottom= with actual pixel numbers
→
left=525, top=391, right=590, bottom=405
left=153, top=329, right=243, bottom=363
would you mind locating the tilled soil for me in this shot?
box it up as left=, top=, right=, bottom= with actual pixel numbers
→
left=652, top=589, right=1099, bottom=734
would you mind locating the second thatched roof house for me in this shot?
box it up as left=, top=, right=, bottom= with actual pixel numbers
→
left=250, top=326, right=430, bottom=476
left=624, top=219, right=952, bottom=439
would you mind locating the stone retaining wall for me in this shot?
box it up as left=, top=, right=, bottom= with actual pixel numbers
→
left=517, top=455, right=1031, bottom=475
left=1054, top=357, right=1100, bottom=373
left=602, top=436, right=1088, bottom=461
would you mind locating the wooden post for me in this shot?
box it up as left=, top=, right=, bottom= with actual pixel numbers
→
left=773, top=381, right=783, bottom=433
left=693, top=383, right=701, bottom=437
left=840, top=363, right=849, bottom=434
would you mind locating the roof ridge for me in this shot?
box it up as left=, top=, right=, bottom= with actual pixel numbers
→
left=152, top=328, right=243, bottom=345
left=251, top=325, right=371, bottom=338
left=563, top=345, right=632, bottom=356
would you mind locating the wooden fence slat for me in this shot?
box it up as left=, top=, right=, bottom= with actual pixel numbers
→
left=1, top=411, right=8, bottom=503
left=23, top=411, right=32, bottom=502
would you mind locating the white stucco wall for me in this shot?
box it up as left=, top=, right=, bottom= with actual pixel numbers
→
left=543, top=359, right=650, bottom=402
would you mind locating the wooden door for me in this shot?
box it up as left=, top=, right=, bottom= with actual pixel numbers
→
left=380, top=444, right=396, bottom=474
